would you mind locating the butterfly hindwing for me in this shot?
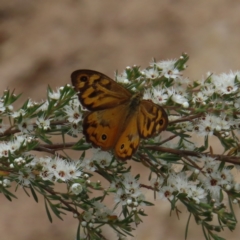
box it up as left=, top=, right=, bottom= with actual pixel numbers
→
left=138, top=100, right=168, bottom=138
left=114, top=111, right=140, bottom=160
left=83, top=104, right=130, bottom=151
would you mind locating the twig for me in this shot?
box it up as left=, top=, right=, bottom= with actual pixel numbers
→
left=144, top=145, right=240, bottom=165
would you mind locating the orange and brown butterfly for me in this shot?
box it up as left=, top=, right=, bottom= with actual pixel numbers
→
left=71, top=69, right=168, bottom=160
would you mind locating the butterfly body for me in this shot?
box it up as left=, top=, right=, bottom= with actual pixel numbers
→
left=71, top=70, right=168, bottom=160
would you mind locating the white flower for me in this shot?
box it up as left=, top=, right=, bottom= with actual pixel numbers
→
left=158, top=185, right=175, bottom=200
left=144, top=87, right=168, bottom=105
left=32, top=156, right=82, bottom=182
left=39, top=168, right=54, bottom=181
left=0, top=122, right=8, bottom=133
left=234, top=183, right=240, bottom=192
left=151, top=59, right=179, bottom=79
left=11, top=109, right=26, bottom=118
left=143, top=68, right=159, bottom=79
left=48, top=88, right=61, bottom=100
left=175, top=77, right=190, bottom=85
left=0, top=102, right=6, bottom=113
left=168, top=172, right=189, bottom=194
left=36, top=117, right=51, bottom=130
left=187, top=185, right=207, bottom=204
left=39, top=101, right=49, bottom=111
left=195, top=115, right=214, bottom=136
left=195, top=114, right=231, bottom=137
left=53, top=158, right=81, bottom=182
left=150, top=177, right=164, bottom=190
left=172, top=93, right=188, bottom=105
left=211, top=72, right=238, bottom=95
left=67, top=123, right=81, bottom=136
left=203, top=156, right=219, bottom=175
left=0, top=142, right=11, bottom=158
left=8, top=135, right=27, bottom=153
left=182, top=102, right=189, bottom=108
left=26, top=99, right=35, bottom=108
left=18, top=169, right=35, bottom=186
left=164, top=68, right=180, bottom=79
left=114, top=188, right=128, bottom=206
left=124, top=181, right=142, bottom=198
left=67, top=161, right=82, bottom=179
left=64, top=105, right=82, bottom=124
left=7, top=105, right=13, bottom=111
left=14, top=157, right=25, bottom=165
left=3, top=178, right=11, bottom=187
left=202, top=83, right=215, bottom=97
left=167, top=88, right=188, bottom=105
left=219, top=168, right=233, bottom=185
left=70, top=183, right=83, bottom=195
left=28, top=156, right=52, bottom=168
left=18, top=118, right=34, bottom=133
left=201, top=172, right=222, bottom=201
left=81, top=221, right=87, bottom=227
left=115, top=71, right=130, bottom=84
left=136, top=193, right=146, bottom=206
left=192, top=92, right=208, bottom=104
left=122, top=173, right=139, bottom=187
left=93, top=150, right=112, bottom=168
left=69, top=97, right=81, bottom=109
left=82, top=209, right=94, bottom=222
left=93, top=201, right=115, bottom=222
left=80, top=158, right=97, bottom=172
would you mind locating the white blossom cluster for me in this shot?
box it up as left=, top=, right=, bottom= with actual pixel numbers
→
left=151, top=155, right=236, bottom=205
left=0, top=55, right=240, bottom=239
left=27, top=155, right=82, bottom=182
left=116, top=59, right=240, bottom=139
left=0, top=85, right=83, bottom=188
left=81, top=149, right=145, bottom=209
left=111, top=57, right=240, bottom=208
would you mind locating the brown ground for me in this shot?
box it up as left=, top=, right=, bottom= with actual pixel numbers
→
left=0, top=0, right=240, bottom=239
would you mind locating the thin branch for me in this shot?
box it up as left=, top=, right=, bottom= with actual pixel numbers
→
left=34, top=142, right=75, bottom=151
left=169, top=112, right=204, bottom=125
left=158, top=134, right=178, bottom=145
left=144, top=145, right=240, bottom=165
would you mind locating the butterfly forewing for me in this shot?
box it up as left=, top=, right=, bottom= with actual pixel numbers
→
left=71, top=70, right=131, bottom=111
left=138, top=100, right=168, bottom=138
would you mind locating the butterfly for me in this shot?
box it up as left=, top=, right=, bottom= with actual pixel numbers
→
left=71, top=69, right=168, bottom=160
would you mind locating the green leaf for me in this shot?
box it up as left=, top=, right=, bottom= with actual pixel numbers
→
left=1, top=188, right=17, bottom=200
left=30, top=185, right=38, bottom=202
left=37, top=133, right=53, bottom=145
left=44, top=198, right=52, bottom=223
left=141, top=201, right=154, bottom=206
left=185, top=213, right=191, bottom=240
left=48, top=202, right=64, bottom=220
left=76, top=221, right=81, bottom=240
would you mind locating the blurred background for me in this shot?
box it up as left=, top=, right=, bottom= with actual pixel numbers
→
left=0, top=0, right=240, bottom=239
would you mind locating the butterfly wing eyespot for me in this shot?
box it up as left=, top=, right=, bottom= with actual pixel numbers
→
left=71, top=69, right=168, bottom=160
left=80, top=75, right=88, bottom=82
